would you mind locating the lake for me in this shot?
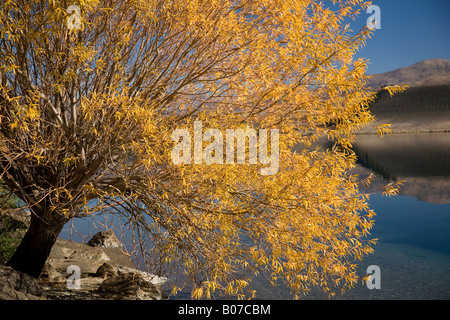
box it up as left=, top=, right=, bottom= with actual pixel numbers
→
left=60, top=132, right=450, bottom=300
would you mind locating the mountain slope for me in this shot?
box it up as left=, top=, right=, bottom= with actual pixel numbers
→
left=366, top=59, right=450, bottom=90
left=361, top=59, right=450, bottom=133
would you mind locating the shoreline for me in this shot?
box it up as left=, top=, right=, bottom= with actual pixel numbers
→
left=356, top=129, right=450, bottom=135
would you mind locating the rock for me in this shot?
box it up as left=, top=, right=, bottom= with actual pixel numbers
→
left=95, top=263, right=167, bottom=285
left=43, top=277, right=103, bottom=300
left=116, top=266, right=168, bottom=285
left=2, top=225, right=167, bottom=300
left=78, top=277, right=105, bottom=291
left=97, top=273, right=162, bottom=300
left=39, top=262, right=65, bottom=284
left=47, top=238, right=135, bottom=275
left=0, top=285, right=42, bottom=300
left=0, top=264, right=45, bottom=300
left=38, top=237, right=166, bottom=300
left=87, top=231, right=122, bottom=249
left=47, top=239, right=112, bottom=274
left=69, top=246, right=110, bottom=262
left=95, top=262, right=117, bottom=279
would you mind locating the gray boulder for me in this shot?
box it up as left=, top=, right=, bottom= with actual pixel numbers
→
left=97, top=273, right=162, bottom=300
left=39, top=262, right=65, bottom=284
left=116, top=266, right=168, bottom=285
left=38, top=235, right=166, bottom=300
left=0, top=264, right=45, bottom=300
left=46, top=239, right=111, bottom=274
left=95, top=262, right=117, bottom=279
left=87, top=231, right=122, bottom=249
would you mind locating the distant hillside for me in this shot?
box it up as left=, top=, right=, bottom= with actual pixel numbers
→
left=361, top=59, right=450, bottom=133
left=367, top=59, right=450, bottom=90
left=371, top=84, right=450, bottom=118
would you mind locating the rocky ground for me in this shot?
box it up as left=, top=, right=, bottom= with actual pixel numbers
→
left=0, top=213, right=168, bottom=300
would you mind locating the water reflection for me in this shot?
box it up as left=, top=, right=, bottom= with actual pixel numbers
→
left=353, top=133, right=450, bottom=204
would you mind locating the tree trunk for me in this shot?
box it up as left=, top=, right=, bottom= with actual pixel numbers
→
left=7, top=208, right=68, bottom=278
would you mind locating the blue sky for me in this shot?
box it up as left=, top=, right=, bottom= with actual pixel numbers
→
left=352, top=0, right=450, bottom=74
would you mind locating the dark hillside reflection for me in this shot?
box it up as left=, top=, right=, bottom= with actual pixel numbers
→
left=293, top=133, right=450, bottom=204
left=354, top=133, right=450, bottom=178
left=353, top=133, right=450, bottom=204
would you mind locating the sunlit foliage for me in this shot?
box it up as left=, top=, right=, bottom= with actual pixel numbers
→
left=0, top=0, right=403, bottom=298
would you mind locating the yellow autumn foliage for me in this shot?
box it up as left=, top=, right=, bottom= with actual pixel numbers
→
left=0, top=0, right=402, bottom=298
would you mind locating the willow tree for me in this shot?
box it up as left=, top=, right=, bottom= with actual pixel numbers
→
left=0, top=0, right=401, bottom=298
